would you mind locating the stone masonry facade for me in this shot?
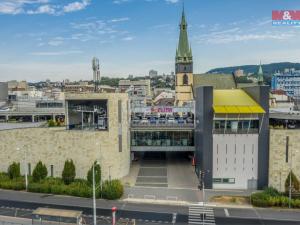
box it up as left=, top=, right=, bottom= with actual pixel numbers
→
left=269, top=129, right=300, bottom=192
left=0, top=93, right=130, bottom=181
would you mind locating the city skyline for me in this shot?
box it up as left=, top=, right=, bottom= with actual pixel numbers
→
left=0, top=0, right=300, bottom=82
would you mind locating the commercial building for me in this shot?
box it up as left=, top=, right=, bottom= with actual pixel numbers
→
left=271, top=70, right=300, bottom=97
left=194, top=86, right=269, bottom=189
left=0, top=92, right=130, bottom=181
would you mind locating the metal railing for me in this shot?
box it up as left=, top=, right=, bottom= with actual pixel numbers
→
left=131, top=122, right=194, bottom=128
left=213, top=128, right=259, bottom=134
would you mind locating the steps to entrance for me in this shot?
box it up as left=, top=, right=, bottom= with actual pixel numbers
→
left=188, top=203, right=216, bottom=225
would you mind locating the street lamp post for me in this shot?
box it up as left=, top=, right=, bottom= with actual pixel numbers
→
left=17, top=147, right=28, bottom=191
left=92, top=161, right=101, bottom=225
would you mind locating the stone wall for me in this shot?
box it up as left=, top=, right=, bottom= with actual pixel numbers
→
left=0, top=93, right=130, bottom=181
left=269, top=129, right=300, bottom=192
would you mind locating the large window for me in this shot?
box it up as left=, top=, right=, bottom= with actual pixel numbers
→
left=213, top=120, right=259, bottom=134
left=131, top=131, right=194, bottom=147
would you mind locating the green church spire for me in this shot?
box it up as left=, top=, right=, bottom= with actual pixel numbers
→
left=176, top=5, right=192, bottom=64
left=257, top=61, right=264, bottom=85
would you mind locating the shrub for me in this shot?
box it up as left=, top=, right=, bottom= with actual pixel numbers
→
left=251, top=192, right=271, bottom=207
left=32, top=161, right=48, bottom=182
left=264, top=187, right=280, bottom=197
left=0, top=179, right=25, bottom=190
left=101, top=180, right=124, bottom=200
left=285, top=171, right=300, bottom=192
left=48, top=120, right=56, bottom=127
left=87, top=161, right=101, bottom=186
left=62, top=160, right=76, bottom=185
left=7, top=162, right=21, bottom=179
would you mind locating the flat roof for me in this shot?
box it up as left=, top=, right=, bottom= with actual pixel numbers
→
left=32, top=208, right=82, bottom=218
left=213, top=89, right=265, bottom=114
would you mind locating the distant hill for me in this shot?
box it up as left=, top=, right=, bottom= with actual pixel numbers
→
left=207, top=62, right=300, bottom=75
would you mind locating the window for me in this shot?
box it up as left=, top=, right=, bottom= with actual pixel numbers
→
left=213, top=178, right=235, bottom=184
left=183, top=74, right=189, bottom=85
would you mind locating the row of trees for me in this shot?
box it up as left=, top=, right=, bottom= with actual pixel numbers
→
left=8, top=160, right=101, bottom=185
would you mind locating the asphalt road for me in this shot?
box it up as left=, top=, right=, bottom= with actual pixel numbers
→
left=1, top=190, right=300, bottom=225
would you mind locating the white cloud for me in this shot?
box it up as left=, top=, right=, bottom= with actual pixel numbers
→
left=113, top=0, right=130, bottom=4
left=63, top=0, right=90, bottom=13
left=122, top=36, right=134, bottom=41
left=30, top=50, right=83, bottom=56
left=109, top=17, right=130, bottom=23
left=0, top=0, right=91, bottom=15
left=27, top=4, right=55, bottom=15
left=165, top=0, right=179, bottom=3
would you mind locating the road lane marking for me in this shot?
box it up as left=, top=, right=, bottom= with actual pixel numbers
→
left=224, top=208, right=230, bottom=217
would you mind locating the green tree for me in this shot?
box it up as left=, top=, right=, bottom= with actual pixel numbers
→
left=62, top=159, right=76, bottom=185
left=7, top=162, right=21, bottom=179
left=87, top=161, right=101, bottom=186
left=32, top=161, right=48, bottom=182
left=285, top=171, right=300, bottom=192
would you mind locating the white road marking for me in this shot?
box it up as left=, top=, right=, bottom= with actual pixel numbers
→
left=224, top=208, right=230, bottom=217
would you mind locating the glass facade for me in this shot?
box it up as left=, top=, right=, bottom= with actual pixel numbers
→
left=213, top=120, right=259, bottom=134
left=131, top=131, right=194, bottom=147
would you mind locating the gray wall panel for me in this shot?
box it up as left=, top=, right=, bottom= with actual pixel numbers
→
left=243, top=86, right=270, bottom=189
left=195, top=86, right=213, bottom=189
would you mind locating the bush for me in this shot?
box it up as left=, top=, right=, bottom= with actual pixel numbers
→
left=285, top=171, right=300, bottom=192
left=32, top=161, right=48, bottom=182
left=48, top=120, right=56, bottom=127
left=264, top=187, right=280, bottom=197
left=87, top=161, right=101, bottom=186
left=0, top=179, right=25, bottom=190
left=62, top=160, right=76, bottom=185
left=7, top=162, right=21, bottom=179
left=101, top=180, right=124, bottom=200
left=251, top=192, right=271, bottom=207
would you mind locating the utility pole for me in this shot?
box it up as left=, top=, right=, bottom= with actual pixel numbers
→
left=93, top=163, right=97, bottom=225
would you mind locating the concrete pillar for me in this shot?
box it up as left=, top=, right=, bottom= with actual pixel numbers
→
left=52, top=114, right=56, bottom=121
left=6, top=115, right=9, bottom=122
left=32, top=115, right=35, bottom=123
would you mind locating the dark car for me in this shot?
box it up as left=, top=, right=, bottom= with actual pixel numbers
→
left=159, top=117, right=166, bottom=124
left=177, top=117, right=185, bottom=124
left=149, top=117, right=157, bottom=124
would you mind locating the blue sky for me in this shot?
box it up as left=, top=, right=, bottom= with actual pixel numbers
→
left=0, top=0, right=300, bottom=82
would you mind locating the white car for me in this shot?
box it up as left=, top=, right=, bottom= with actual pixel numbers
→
left=141, top=118, right=149, bottom=124
left=167, top=117, right=176, bottom=124
left=0, top=107, right=9, bottom=111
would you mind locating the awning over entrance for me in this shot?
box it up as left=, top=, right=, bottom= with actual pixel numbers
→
left=213, top=90, right=265, bottom=114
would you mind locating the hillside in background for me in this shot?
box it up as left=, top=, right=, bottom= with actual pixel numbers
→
left=207, top=62, right=300, bottom=75
left=207, top=62, right=300, bottom=85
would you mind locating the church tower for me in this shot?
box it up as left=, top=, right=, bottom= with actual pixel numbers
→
left=175, top=6, right=193, bottom=106
left=257, top=61, right=264, bottom=85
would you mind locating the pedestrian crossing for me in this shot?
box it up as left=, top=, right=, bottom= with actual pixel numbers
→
left=188, top=203, right=216, bottom=225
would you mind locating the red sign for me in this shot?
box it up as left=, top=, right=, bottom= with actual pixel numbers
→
left=272, top=10, right=300, bottom=20
left=151, top=107, right=173, bottom=113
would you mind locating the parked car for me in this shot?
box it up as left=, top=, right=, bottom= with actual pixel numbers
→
left=159, top=117, right=166, bottom=124
left=141, top=118, right=149, bottom=124
left=167, top=117, right=176, bottom=124
left=186, top=117, right=194, bottom=124
left=149, top=117, right=157, bottom=124
left=0, top=107, right=9, bottom=112
left=177, top=117, right=185, bottom=124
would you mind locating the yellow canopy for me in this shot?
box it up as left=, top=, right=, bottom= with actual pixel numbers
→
left=213, top=89, right=265, bottom=114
